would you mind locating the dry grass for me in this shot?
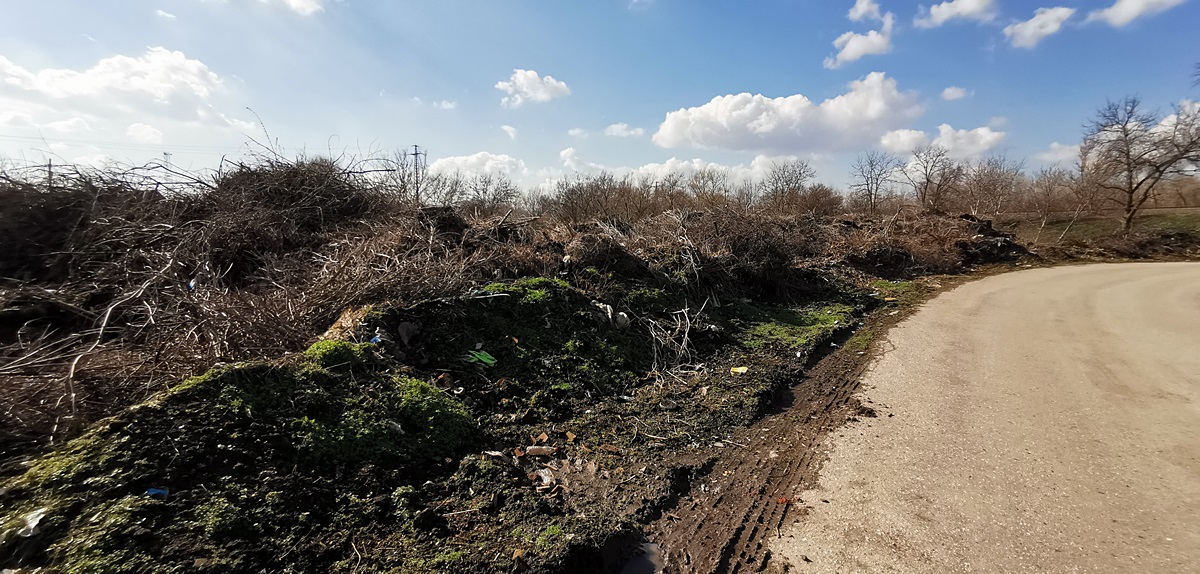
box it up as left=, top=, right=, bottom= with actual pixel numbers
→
left=0, top=157, right=1026, bottom=462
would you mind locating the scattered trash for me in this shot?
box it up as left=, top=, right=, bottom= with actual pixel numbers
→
left=387, top=420, right=405, bottom=434
left=465, top=350, right=497, bottom=366
left=730, top=366, right=749, bottom=375
left=617, top=395, right=634, bottom=402
left=17, top=508, right=47, bottom=537
left=512, top=548, right=527, bottom=560
left=615, top=312, right=631, bottom=329
left=830, top=342, right=839, bottom=347
left=482, top=451, right=506, bottom=459
left=884, top=297, right=899, bottom=302
left=888, top=310, right=899, bottom=316
left=533, top=468, right=556, bottom=487
left=525, top=446, right=557, bottom=457
left=145, top=487, right=170, bottom=499
left=713, top=442, right=725, bottom=448
left=566, top=431, right=577, bottom=443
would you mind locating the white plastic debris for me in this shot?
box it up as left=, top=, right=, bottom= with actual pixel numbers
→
left=17, top=508, right=48, bottom=537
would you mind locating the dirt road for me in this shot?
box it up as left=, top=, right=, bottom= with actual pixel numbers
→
left=774, top=262, right=1200, bottom=573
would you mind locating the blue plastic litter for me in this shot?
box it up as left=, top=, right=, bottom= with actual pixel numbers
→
left=370, top=335, right=382, bottom=344
left=145, top=488, right=169, bottom=498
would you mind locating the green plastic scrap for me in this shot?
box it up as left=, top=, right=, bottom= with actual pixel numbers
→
left=465, top=350, right=497, bottom=366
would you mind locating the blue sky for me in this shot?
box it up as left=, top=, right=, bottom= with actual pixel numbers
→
left=1, top=0, right=1197, bottom=188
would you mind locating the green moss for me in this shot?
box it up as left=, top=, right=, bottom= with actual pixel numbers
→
left=535, top=524, right=563, bottom=550
left=741, top=304, right=855, bottom=350
left=483, top=276, right=570, bottom=304
left=844, top=329, right=874, bottom=352
left=871, top=280, right=920, bottom=304
left=303, top=339, right=372, bottom=368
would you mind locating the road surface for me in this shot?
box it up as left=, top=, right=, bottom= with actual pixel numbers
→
left=773, top=262, right=1200, bottom=573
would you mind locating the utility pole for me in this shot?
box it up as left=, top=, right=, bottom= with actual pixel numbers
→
left=163, top=151, right=173, bottom=168
left=410, top=144, right=427, bottom=205
left=47, top=159, right=53, bottom=191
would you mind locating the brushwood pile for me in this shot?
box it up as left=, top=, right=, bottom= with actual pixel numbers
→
left=0, top=157, right=1034, bottom=572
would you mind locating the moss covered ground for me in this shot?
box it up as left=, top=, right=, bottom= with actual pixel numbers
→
left=1, top=275, right=876, bottom=573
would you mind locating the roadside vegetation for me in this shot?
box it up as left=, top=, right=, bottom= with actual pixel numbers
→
left=1, top=93, right=1198, bottom=572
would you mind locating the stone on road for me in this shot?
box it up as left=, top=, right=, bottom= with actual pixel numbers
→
left=773, top=263, right=1200, bottom=573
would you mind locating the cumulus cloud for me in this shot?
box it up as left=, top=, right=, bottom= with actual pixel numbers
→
left=126, top=123, right=164, bottom=144
left=942, top=86, right=968, bottom=100
left=495, top=69, right=570, bottom=108
left=652, top=72, right=924, bottom=153
left=915, top=0, right=997, bottom=28
left=825, top=13, right=895, bottom=69
left=43, top=117, right=92, bottom=133
left=849, top=0, right=883, bottom=21
left=567, top=128, right=590, bottom=138
left=1035, top=142, right=1080, bottom=163
left=0, top=47, right=249, bottom=131
left=881, top=129, right=932, bottom=154
left=501, top=125, right=518, bottom=140
left=881, top=124, right=1006, bottom=158
left=429, top=152, right=527, bottom=178
left=156, top=9, right=177, bottom=20
left=604, top=123, right=645, bottom=137
left=932, top=124, right=1006, bottom=158
left=626, top=154, right=798, bottom=185
left=1004, top=7, right=1075, bottom=48
left=1087, top=0, right=1186, bottom=27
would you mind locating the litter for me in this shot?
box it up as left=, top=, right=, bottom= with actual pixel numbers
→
left=465, top=350, right=497, bottom=366
left=17, top=508, right=47, bottom=537
left=145, top=488, right=170, bottom=499
left=730, top=366, right=749, bottom=375
left=525, top=446, right=557, bottom=457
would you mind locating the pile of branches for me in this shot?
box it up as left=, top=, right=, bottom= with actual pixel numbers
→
left=0, top=155, right=1028, bottom=465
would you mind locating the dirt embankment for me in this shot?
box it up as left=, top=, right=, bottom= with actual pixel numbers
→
left=4, top=158, right=1194, bottom=573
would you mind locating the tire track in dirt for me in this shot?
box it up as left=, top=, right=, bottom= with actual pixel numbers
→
left=645, top=326, right=880, bottom=574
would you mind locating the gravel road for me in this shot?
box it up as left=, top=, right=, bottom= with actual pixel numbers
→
left=773, top=262, right=1200, bottom=573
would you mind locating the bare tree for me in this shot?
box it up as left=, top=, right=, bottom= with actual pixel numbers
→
left=758, top=159, right=816, bottom=212
left=963, top=155, right=1025, bottom=216
left=688, top=167, right=730, bottom=208
left=1081, top=96, right=1200, bottom=233
left=848, top=150, right=901, bottom=214
left=1024, top=167, right=1073, bottom=243
left=903, top=146, right=963, bottom=212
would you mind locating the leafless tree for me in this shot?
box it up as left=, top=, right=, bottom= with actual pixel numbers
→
left=688, top=167, right=730, bottom=208
left=903, top=146, right=963, bottom=213
left=1081, top=96, right=1200, bottom=233
left=848, top=150, right=901, bottom=214
left=758, top=159, right=816, bottom=213
left=963, top=155, right=1024, bottom=216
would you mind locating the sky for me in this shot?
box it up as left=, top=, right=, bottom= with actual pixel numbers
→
left=1, top=0, right=1197, bottom=189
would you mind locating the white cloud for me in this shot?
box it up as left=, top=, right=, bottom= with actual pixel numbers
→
left=412, top=97, right=457, bottom=110
left=567, top=128, right=590, bottom=138
left=881, top=129, right=932, bottom=154
left=429, top=152, right=527, bottom=178
left=629, top=0, right=655, bottom=10
left=627, top=154, right=798, bottom=185
left=495, top=69, right=570, bottom=108
left=559, top=147, right=607, bottom=171
left=932, top=124, right=1006, bottom=159
left=0, top=47, right=238, bottom=128
left=825, top=13, right=895, bottom=69
left=1004, top=7, right=1075, bottom=48
left=987, top=116, right=1008, bottom=128
left=942, top=86, right=968, bottom=100
left=127, top=123, right=163, bottom=144
left=155, top=9, right=177, bottom=20
left=1035, top=142, right=1080, bottom=163
left=1087, top=0, right=1186, bottom=27
left=0, top=110, right=35, bottom=128
left=267, top=0, right=326, bottom=16
left=881, top=124, right=1006, bottom=158
left=43, top=117, right=92, bottom=133
left=849, top=0, right=883, bottom=21
left=501, top=125, right=518, bottom=140
left=604, top=123, right=645, bottom=138
left=652, top=72, right=924, bottom=153
left=915, top=0, right=997, bottom=28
